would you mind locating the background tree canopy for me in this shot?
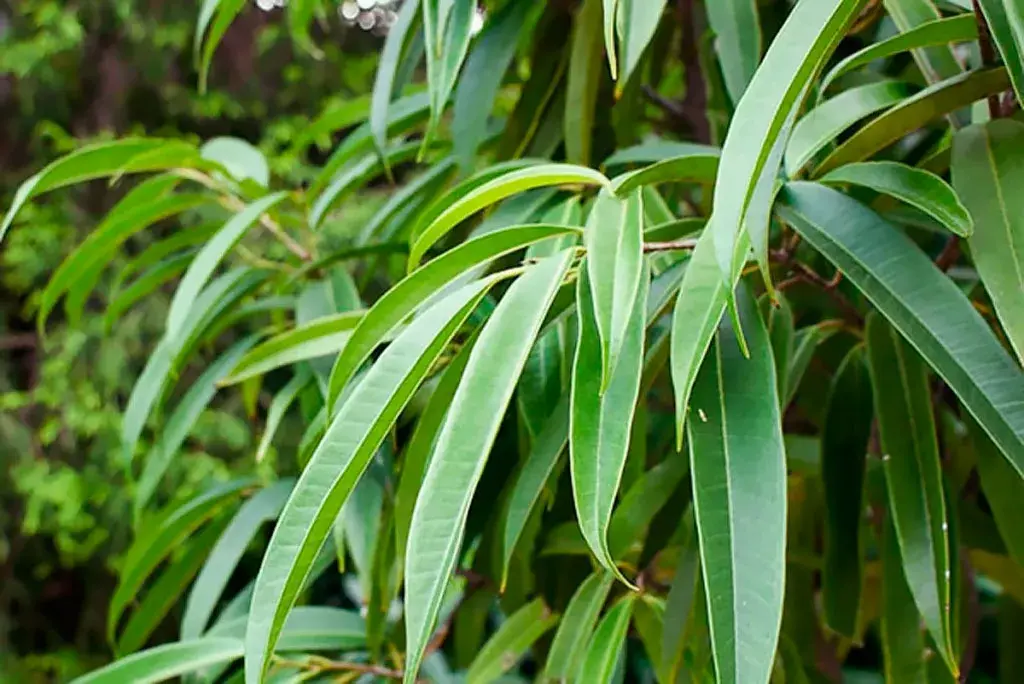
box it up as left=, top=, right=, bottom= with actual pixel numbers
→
left=2, top=0, right=1024, bottom=683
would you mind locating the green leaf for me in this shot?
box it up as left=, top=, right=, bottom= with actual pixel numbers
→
left=585, top=189, right=645, bottom=388
left=329, top=225, right=579, bottom=409
left=197, top=0, right=245, bottom=93
left=200, top=137, right=270, bottom=187
left=426, top=0, right=476, bottom=146
left=286, top=0, right=321, bottom=57
left=662, top=514, right=700, bottom=683
left=104, top=254, right=194, bottom=330
left=686, top=285, right=786, bottom=684
left=70, top=638, right=244, bottom=684
left=669, top=227, right=747, bottom=448
left=118, top=520, right=226, bottom=654
left=465, top=599, right=559, bottom=684
left=223, top=311, right=364, bottom=385
left=821, top=345, right=873, bottom=640
left=109, top=479, right=254, bottom=645
left=165, top=192, right=287, bottom=342
left=243, top=277, right=496, bottom=683
left=632, top=596, right=665, bottom=678
left=814, top=67, right=1011, bottom=176
left=971, top=419, right=1024, bottom=564
left=502, top=393, right=569, bottom=588
left=820, top=15, right=977, bottom=93
left=866, top=313, right=956, bottom=674
left=603, top=0, right=620, bottom=78
left=604, top=139, right=720, bottom=168
left=821, top=161, right=973, bottom=237
left=607, top=451, right=689, bottom=560
left=571, top=260, right=648, bottom=584
left=778, top=182, right=1024, bottom=471
left=540, top=571, right=614, bottom=683
left=785, top=320, right=842, bottom=407
left=408, top=163, right=608, bottom=270
left=134, top=336, right=260, bottom=513
left=952, top=119, right=1024, bottom=365
left=577, top=595, right=636, bottom=683
left=0, top=138, right=199, bottom=244
left=257, top=370, right=312, bottom=463
left=616, top=0, right=668, bottom=88
left=785, top=81, right=915, bottom=177
left=453, top=0, right=533, bottom=169
left=759, top=294, right=796, bottom=402
left=881, top=520, right=928, bottom=684
left=710, top=0, right=865, bottom=281
left=611, top=153, right=721, bottom=195
left=403, top=250, right=574, bottom=684
left=883, top=0, right=964, bottom=85
left=287, top=95, right=373, bottom=156
left=706, top=0, right=762, bottom=104
left=212, top=607, right=366, bottom=652
left=181, top=480, right=294, bottom=640
left=566, top=0, right=605, bottom=167
left=371, top=0, right=421, bottom=155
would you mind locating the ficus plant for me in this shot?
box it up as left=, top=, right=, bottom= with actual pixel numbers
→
left=4, top=0, right=1024, bottom=682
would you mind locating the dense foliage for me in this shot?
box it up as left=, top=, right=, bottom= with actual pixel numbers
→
left=3, top=0, right=1024, bottom=683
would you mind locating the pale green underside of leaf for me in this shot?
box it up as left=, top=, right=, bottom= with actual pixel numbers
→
left=70, top=637, right=244, bottom=684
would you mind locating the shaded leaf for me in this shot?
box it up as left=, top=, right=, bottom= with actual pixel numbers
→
left=465, top=599, right=559, bottom=684
left=566, top=0, right=605, bottom=167
left=541, top=571, right=614, bottom=683
left=706, top=0, right=762, bottom=105
left=577, top=595, right=636, bottom=684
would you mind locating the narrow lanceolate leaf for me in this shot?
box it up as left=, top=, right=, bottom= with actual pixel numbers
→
left=821, top=161, right=973, bottom=237
left=669, top=227, right=748, bottom=448
left=585, top=189, right=645, bottom=388
left=971, top=420, right=1024, bottom=564
left=866, top=313, right=956, bottom=675
left=109, top=479, right=254, bottom=644
left=662, top=514, right=700, bottom=683
left=541, top=572, right=615, bottom=683
left=70, top=638, right=243, bottom=684
left=687, top=286, right=786, bottom=684
left=452, top=1, right=532, bottom=168
left=502, top=393, right=569, bottom=587
left=952, top=120, right=1024, bottom=365
left=465, top=599, right=559, bottom=684
left=566, top=0, right=605, bottom=167
left=577, top=595, right=636, bottom=683
left=603, top=0, right=620, bottom=78
left=611, top=153, right=721, bottom=195
left=820, top=15, right=977, bottom=92
left=404, top=250, right=574, bottom=684
left=607, top=450, right=689, bottom=560
left=706, top=0, right=762, bottom=105
left=710, top=0, right=867, bottom=280
left=165, top=192, right=286, bottom=342
left=181, top=480, right=294, bottom=640
left=408, top=164, right=609, bottom=269
left=329, top=225, right=579, bottom=408
left=197, top=0, right=245, bottom=92
left=371, top=0, right=420, bottom=154
left=777, top=182, right=1024, bottom=470
left=814, top=67, right=1011, bottom=176
left=883, top=0, right=963, bottom=85
left=785, top=81, right=914, bottom=177
left=617, top=0, right=668, bottom=88
left=571, top=261, right=648, bottom=584
left=977, top=0, right=1024, bottom=106
left=0, top=138, right=199, bottom=244
left=821, top=346, right=873, bottom=640
left=257, top=370, right=310, bottom=463
left=881, top=520, right=928, bottom=684
left=223, top=311, right=364, bottom=385
left=759, top=294, right=795, bottom=402
left=426, top=0, right=476, bottom=146
left=243, top=279, right=495, bottom=683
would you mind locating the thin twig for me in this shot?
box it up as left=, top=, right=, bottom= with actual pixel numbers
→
left=274, top=655, right=414, bottom=682
left=175, top=167, right=312, bottom=262
left=935, top=235, right=961, bottom=271
left=974, top=0, right=1003, bottom=119
left=643, top=238, right=699, bottom=253
left=642, top=85, right=687, bottom=122
left=676, top=0, right=711, bottom=143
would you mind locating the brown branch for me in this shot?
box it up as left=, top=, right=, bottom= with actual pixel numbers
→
left=274, top=655, right=417, bottom=682
left=974, top=0, right=1003, bottom=119
left=0, top=333, right=36, bottom=350
left=772, top=252, right=863, bottom=324
left=642, top=85, right=688, bottom=122
left=935, top=235, right=961, bottom=271
left=676, top=0, right=711, bottom=143
left=643, top=238, right=699, bottom=253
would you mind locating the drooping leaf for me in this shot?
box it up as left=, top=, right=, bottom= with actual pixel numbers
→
left=180, top=479, right=294, bottom=640
left=607, top=450, right=689, bottom=560
left=705, top=0, right=762, bottom=105
left=565, top=0, right=605, bottom=167
left=571, top=260, right=648, bottom=583
left=603, top=0, right=620, bottom=79
left=371, top=0, right=422, bottom=155
left=403, top=250, right=574, bottom=684
left=576, top=595, right=636, bottom=683
left=584, top=189, right=645, bottom=388
left=866, top=313, right=956, bottom=674
left=881, top=519, right=928, bottom=684
left=778, top=182, right=1024, bottom=470
left=952, top=119, right=1024, bottom=365
left=821, top=161, right=973, bottom=237
left=408, top=163, right=608, bottom=270
left=883, top=0, right=964, bottom=85
left=243, top=277, right=497, bottom=683
left=759, top=293, right=796, bottom=402
left=611, top=153, right=721, bottom=195
left=971, top=418, right=1024, bottom=564
left=785, top=81, right=915, bottom=177
left=821, top=345, right=873, bottom=640
left=201, top=137, right=270, bottom=187
left=328, top=224, right=579, bottom=409
left=687, top=285, right=786, bottom=684
left=662, top=512, right=700, bottom=683
left=70, top=638, right=244, bottom=684
left=616, top=0, right=668, bottom=88
left=814, top=67, right=1011, bottom=176
left=425, top=0, right=477, bottom=147
left=540, top=571, right=615, bottom=683
left=196, top=0, right=245, bottom=92
left=710, top=0, right=866, bottom=281
left=465, top=599, right=559, bottom=684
